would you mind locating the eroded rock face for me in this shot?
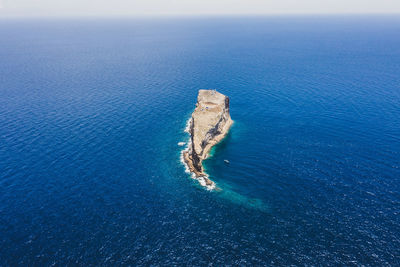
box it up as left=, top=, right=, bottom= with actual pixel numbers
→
left=183, top=89, right=233, bottom=189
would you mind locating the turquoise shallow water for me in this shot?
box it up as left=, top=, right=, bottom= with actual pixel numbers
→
left=1, top=16, right=400, bottom=265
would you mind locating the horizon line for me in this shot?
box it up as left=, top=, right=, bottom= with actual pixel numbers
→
left=1, top=12, right=400, bottom=19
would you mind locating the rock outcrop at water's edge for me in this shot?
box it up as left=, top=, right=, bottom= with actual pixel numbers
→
left=182, top=89, right=233, bottom=190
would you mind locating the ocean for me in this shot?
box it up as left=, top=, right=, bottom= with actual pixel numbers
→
left=0, top=16, right=399, bottom=265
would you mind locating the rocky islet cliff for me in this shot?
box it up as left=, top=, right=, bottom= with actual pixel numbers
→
left=182, top=89, right=233, bottom=190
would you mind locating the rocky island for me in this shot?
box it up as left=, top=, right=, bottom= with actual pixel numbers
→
left=182, top=90, right=233, bottom=190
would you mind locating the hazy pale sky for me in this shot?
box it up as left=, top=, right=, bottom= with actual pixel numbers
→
left=1, top=0, right=400, bottom=17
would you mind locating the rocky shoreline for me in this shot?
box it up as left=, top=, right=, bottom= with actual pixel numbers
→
left=182, top=89, right=233, bottom=190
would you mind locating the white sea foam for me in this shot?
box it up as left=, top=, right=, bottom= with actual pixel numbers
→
left=179, top=146, right=191, bottom=174
left=184, top=117, right=192, bottom=133
left=198, top=177, right=206, bottom=187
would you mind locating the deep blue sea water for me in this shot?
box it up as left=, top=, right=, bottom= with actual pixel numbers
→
left=1, top=16, right=399, bottom=265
